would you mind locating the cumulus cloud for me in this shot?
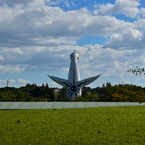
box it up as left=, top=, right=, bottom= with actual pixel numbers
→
left=141, top=8, right=145, bottom=17
left=93, top=0, right=140, bottom=18
left=0, top=65, right=25, bottom=73
left=0, top=0, right=71, bottom=7
left=0, top=0, right=47, bottom=6
left=135, top=19, right=145, bottom=28
left=0, top=79, right=7, bottom=84
left=0, top=55, right=4, bottom=60
left=0, top=0, right=145, bottom=88
left=78, top=45, right=144, bottom=78
left=0, top=3, right=135, bottom=48
left=18, top=79, right=30, bottom=83
left=0, top=0, right=34, bottom=4
left=0, top=41, right=144, bottom=79
left=103, top=29, right=145, bottom=49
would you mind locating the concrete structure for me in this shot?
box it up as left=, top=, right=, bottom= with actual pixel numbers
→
left=48, top=51, right=100, bottom=99
left=0, top=102, right=144, bottom=110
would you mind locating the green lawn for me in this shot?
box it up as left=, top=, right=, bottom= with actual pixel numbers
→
left=0, top=106, right=145, bottom=145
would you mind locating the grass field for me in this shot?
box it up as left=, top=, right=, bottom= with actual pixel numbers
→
left=0, top=106, right=145, bottom=145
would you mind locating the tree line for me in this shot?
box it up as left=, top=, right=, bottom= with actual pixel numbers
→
left=0, top=82, right=145, bottom=102
left=72, top=83, right=145, bottom=103
left=0, top=83, right=55, bottom=102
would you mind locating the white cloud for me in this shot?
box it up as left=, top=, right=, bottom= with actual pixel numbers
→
left=0, top=79, right=6, bottom=84
left=93, top=0, right=140, bottom=18
left=0, top=42, right=144, bottom=79
left=64, top=1, right=70, bottom=7
left=0, top=65, right=25, bottom=73
left=62, top=67, right=69, bottom=72
left=77, top=45, right=145, bottom=79
left=0, top=3, right=135, bottom=48
left=135, top=19, right=145, bottom=28
left=9, top=79, right=16, bottom=83
left=0, top=0, right=47, bottom=7
left=103, top=28, right=145, bottom=49
left=141, top=8, right=145, bottom=17
left=0, top=0, right=144, bottom=88
left=0, top=55, right=4, bottom=60
left=0, top=0, right=71, bottom=7
left=18, top=79, right=30, bottom=83
left=0, top=0, right=34, bottom=4
left=13, top=48, right=23, bottom=54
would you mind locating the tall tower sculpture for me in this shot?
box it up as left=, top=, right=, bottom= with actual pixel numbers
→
left=7, top=79, right=9, bottom=87
left=48, top=51, right=100, bottom=99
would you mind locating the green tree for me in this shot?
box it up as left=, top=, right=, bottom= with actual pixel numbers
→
left=91, top=89, right=96, bottom=94
left=0, top=91, right=16, bottom=102
left=112, top=93, right=129, bottom=102
left=128, top=66, right=145, bottom=76
left=16, top=90, right=25, bottom=101
left=106, top=82, right=111, bottom=87
left=82, top=87, right=88, bottom=97
left=48, top=88, right=55, bottom=101
left=83, top=94, right=97, bottom=102
left=71, top=96, right=83, bottom=102
left=57, top=87, right=68, bottom=101
left=16, top=90, right=34, bottom=102
left=41, top=83, right=45, bottom=92
left=44, top=93, right=50, bottom=101
left=46, top=83, right=49, bottom=89
left=128, top=90, right=145, bottom=103
left=96, top=94, right=108, bottom=102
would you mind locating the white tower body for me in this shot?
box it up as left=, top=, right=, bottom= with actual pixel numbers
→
left=67, top=52, right=82, bottom=99
left=68, top=52, right=80, bottom=83
left=48, top=51, right=100, bottom=99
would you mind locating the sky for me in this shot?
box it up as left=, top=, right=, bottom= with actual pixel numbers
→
left=0, top=0, right=145, bottom=88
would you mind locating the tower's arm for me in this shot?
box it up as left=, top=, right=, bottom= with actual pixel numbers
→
left=47, top=75, right=71, bottom=87
left=76, top=74, right=101, bottom=88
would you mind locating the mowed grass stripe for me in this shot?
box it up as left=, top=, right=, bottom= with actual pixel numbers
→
left=0, top=106, right=145, bottom=145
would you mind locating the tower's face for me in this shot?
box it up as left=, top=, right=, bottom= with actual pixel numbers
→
left=67, top=86, right=82, bottom=99
left=71, top=85, right=77, bottom=92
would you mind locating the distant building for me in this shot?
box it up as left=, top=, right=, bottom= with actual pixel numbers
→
left=54, top=88, right=60, bottom=93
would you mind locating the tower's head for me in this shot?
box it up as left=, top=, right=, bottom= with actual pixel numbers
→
left=70, top=51, right=79, bottom=60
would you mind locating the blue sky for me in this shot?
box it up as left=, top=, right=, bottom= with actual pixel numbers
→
left=0, top=0, right=145, bottom=88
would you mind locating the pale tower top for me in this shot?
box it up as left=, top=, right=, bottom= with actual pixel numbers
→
left=70, top=50, right=79, bottom=59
